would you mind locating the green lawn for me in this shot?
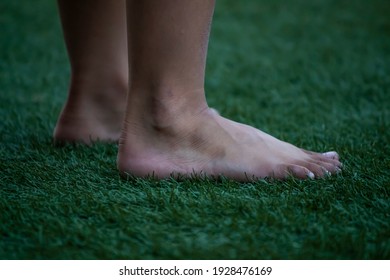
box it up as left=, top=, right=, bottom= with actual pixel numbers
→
left=1, top=0, right=389, bottom=259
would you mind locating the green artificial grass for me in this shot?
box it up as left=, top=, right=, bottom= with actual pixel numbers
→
left=1, top=0, right=389, bottom=259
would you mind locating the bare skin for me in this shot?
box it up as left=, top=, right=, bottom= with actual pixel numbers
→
left=118, top=104, right=341, bottom=180
left=117, top=0, right=341, bottom=180
left=54, top=0, right=128, bottom=144
left=55, top=0, right=342, bottom=180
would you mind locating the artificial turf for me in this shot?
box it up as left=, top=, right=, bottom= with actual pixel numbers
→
left=1, top=0, right=389, bottom=259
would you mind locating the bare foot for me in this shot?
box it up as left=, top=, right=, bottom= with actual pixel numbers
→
left=53, top=79, right=127, bottom=144
left=117, top=106, right=342, bottom=181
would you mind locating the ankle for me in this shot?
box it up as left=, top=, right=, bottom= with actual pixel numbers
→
left=126, top=85, right=208, bottom=131
left=63, top=74, right=127, bottom=114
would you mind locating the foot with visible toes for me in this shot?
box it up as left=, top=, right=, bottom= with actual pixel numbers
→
left=117, top=101, right=342, bottom=181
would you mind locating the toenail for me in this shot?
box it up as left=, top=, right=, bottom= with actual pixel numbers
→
left=322, top=151, right=337, bottom=159
left=308, top=172, right=315, bottom=179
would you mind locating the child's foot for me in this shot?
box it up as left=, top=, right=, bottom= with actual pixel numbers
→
left=53, top=78, right=127, bottom=144
left=118, top=106, right=341, bottom=181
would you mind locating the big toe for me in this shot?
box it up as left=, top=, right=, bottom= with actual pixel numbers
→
left=322, top=151, right=339, bottom=160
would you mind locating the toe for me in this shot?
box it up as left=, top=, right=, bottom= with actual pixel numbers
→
left=298, top=161, right=331, bottom=178
left=280, top=164, right=315, bottom=179
left=308, top=159, right=341, bottom=175
left=303, top=150, right=342, bottom=168
left=322, top=151, right=339, bottom=160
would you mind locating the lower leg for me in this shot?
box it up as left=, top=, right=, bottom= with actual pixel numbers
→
left=118, top=0, right=341, bottom=180
left=54, top=0, right=128, bottom=144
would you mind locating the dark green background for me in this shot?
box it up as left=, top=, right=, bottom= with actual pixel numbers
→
left=1, top=0, right=389, bottom=259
